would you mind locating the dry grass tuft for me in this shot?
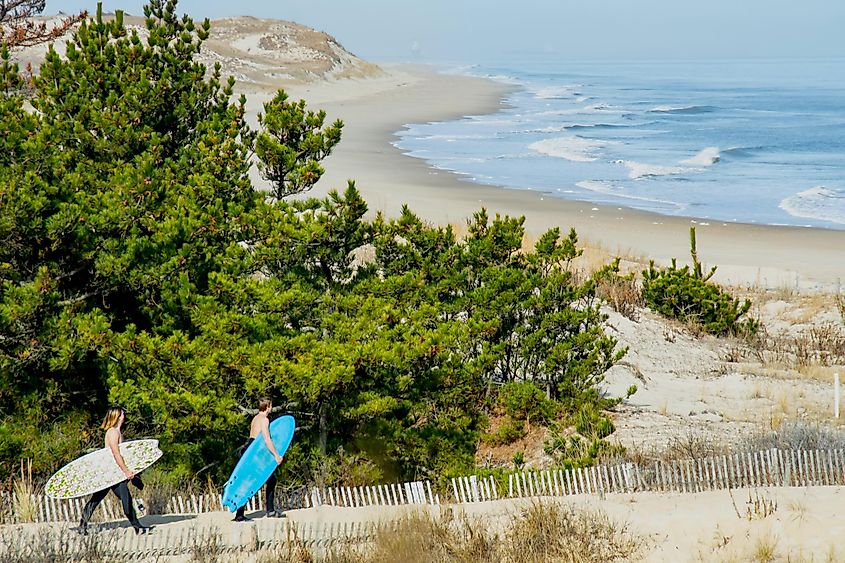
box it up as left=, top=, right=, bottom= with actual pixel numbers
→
left=665, top=431, right=726, bottom=461
left=505, top=502, right=642, bottom=563
left=837, top=294, right=845, bottom=325
left=0, top=526, right=125, bottom=563
left=361, top=511, right=497, bottom=563
left=750, top=532, right=779, bottom=563
left=260, top=502, right=642, bottom=563
left=729, top=489, right=778, bottom=521
left=739, top=420, right=845, bottom=452
left=11, top=459, right=38, bottom=524
left=595, top=275, right=642, bottom=321
left=190, top=526, right=225, bottom=563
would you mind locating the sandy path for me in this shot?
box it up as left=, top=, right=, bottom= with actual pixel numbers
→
left=3, top=487, right=843, bottom=561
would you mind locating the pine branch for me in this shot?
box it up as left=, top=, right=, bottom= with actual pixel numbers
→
left=0, top=1, right=86, bottom=48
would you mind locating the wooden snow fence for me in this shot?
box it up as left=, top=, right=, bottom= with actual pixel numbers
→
left=314, top=480, right=438, bottom=508
left=496, top=448, right=845, bottom=500
left=5, top=448, right=845, bottom=523
left=0, top=490, right=227, bottom=525
left=0, top=480, right=438, bottom=524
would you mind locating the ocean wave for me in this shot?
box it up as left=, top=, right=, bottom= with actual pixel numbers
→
left=534, top=103, right=626, bottom=117
left=523, top=126, right=568, bottom=134
left=613, top=159, right=688, bottom=179
left=494, top=152, right=541, bottom=160
left=415, top=133, right=492, bottom=141
left=454, top=67, right=524, bottom=85
left=779, top=186, right=845, bottom=225
left=680, top=147, right=721, bottom=166
left=530, top=136, right=615, bottom=162
left=648, top=105, right=717, bottom=114
left=530, top=84, right=584, bottom=99
left=566, top=123, right=631, bottom=131
left=484, top=73, right=524, bottom=85
left=720, top=146, right=766, bottom=158
left=575, top=180, right=686, bottom=210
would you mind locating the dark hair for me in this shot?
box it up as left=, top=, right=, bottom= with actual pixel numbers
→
left=258, top=397, right=272, bottom=412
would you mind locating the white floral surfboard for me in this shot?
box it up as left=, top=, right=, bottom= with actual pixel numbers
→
left=45, top=439, right=163, bottom=499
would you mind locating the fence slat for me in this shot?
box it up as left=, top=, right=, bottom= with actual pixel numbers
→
left=826, top=450, right=835, bottom=486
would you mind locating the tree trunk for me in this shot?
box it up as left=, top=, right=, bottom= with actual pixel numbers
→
left=318, top=402, right=327, bottom=457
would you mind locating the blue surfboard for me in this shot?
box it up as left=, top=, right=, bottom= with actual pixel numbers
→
left=221, top=415, right=296, bottom=512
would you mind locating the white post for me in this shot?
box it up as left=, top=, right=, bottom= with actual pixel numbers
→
left=835, top=372, right=840, bottom=419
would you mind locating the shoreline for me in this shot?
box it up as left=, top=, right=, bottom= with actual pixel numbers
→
left=258, top=65, right=844, bottom=291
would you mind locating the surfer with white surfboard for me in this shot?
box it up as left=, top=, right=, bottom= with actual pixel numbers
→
left=231, top=397, right=286, bottom=522
left=78, top=405, right=153, bottom=535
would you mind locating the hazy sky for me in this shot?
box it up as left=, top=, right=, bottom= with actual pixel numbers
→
left=47, top=0, right=845, bottom=63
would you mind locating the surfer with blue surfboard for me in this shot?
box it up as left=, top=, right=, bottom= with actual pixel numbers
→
left=78, top=405, right=153, bottom=535
left=226, top=397, right=290, bottom=521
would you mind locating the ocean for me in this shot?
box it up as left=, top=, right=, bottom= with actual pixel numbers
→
left=393, top=58, right=845, bottom=230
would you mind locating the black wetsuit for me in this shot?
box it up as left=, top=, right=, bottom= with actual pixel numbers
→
left=80, top=476, right=143, bottom=530
left=234, top=437, right=278, bottom=518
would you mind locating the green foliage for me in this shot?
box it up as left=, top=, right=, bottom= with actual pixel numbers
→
left=255, top=90, right=343, bottom=199
left=573, top=403, right=615, bottom=440
left=0, top=1, right=261, bottom=479
left=0, top=0, right=626, bottom=485
left=0, top=414, right=96, bottom=479
left=544, top=432, right=624, bottom=469
left=482, top=416, right=527, bottom=446
left=642, top=227, right=759, bottom=336
left=543, top=401, right=623, bottom=467
left=498, top=382, right=557, bottom=423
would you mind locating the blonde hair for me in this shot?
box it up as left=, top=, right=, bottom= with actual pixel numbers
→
left=101, top=406, right=124, bottom=430
left=258, top=397, right=272, bottom=412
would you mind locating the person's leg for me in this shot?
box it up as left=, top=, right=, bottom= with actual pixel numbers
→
left=131, top=476, right=145, bottom=514
left=234, top=504, right=248, bottom=521
left=111, top=481, right=138, bottom=524
left=265, top=472, right=277, bottom=515
left=79, top=487, right=109, bottom=532
left=111, top=480, right=152, bottom=533
left=232, top=439, right=253, bottom=522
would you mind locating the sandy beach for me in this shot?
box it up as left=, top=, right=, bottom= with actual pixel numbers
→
left=251, top=65, right=845, bottom=292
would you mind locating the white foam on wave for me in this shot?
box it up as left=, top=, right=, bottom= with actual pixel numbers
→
left=680, top=147, right=721, bottom=166
left=530, top=84, right=583, bottom=99
left=614, top=160, right=687, bottom=179
left=530, top=136, right=615, bottom=162
left=417, top=133, right=491, bottom=141
left=648, top=105, right=715, bottom=114
left=779, top=186, right=845, bottom=225
left=534, top=103, right=625, bottom=118
left=576, top=180, right=686, bottom=210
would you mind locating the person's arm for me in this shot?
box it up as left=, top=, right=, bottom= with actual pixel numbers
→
left=260, top=418, right=283, bottom=464
left=106, top=428, right=135, bottom=480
